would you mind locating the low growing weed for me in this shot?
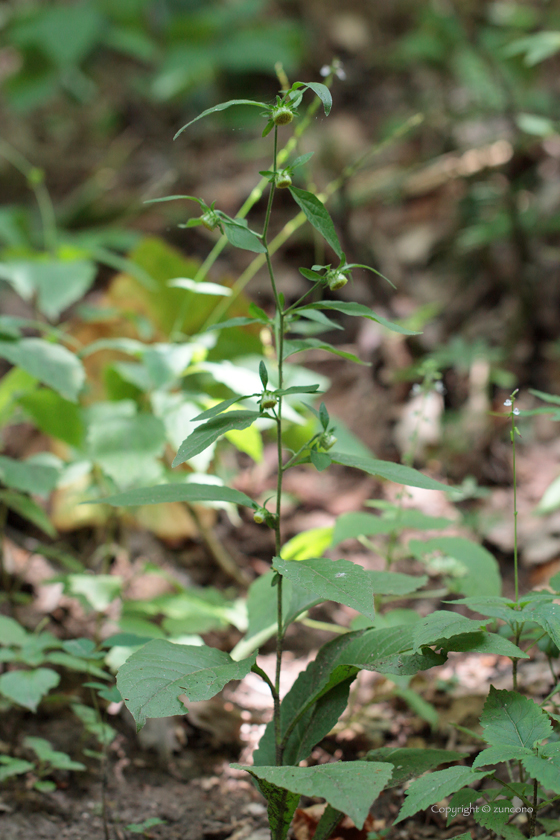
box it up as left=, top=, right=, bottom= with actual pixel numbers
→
left=96, top=72, right=560, bottom=839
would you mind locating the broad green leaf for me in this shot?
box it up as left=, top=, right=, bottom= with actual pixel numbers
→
left=297, top=302, right=419, bottom=336
left=394, top=765, right=492, bottom=824
left=98, top=482, right=254, bottom=509
left=330, top=451, right=450, bottom=492
left=0, top=455, right=59, bottom=497
left=273, top=556, right=375, bottom=620
left=117, top=639, right=256, bottom=729
left=168, top=278, right=231, bottom=296
left=0, top=667, right=60, bottom=711
left=409, top=537, right=501, bottom=597
left=64, top=574, right=122, bottom=612
left=173, top=410, right=261, bottom=466
left=283, top=338, right=365, bottom=365
left=0, top=338, right=85, bottom=402
left=174, top=99, right=269, bottom=139
left=46, top=651, right=109, bottom=680
left=365, top=747, right=463, bottom=788
left=480, top=687, right=553, bottom=749
left=0, top=615, right=29, bottom=646
left=232, top=572, right=323, bottom=659
left=474, top=800, right=526, bottom=839
left=19, top=388, right=85, bottom=448
left=0, top=489, right=56, bottom=537
left=332, top=510, right=451, bottom=546
left=472, top=746, right=533, bottom=769
left=0, top=757, right=34, bottom=781
left=0, top=259, right=96, bottom=319
left=339, top=625, right=445, bottom=675
left=519, top=603, right=560, bottom=648
left=281, top=527, right=334, bottom=561
left=441, top=631, right=528, bottom=659
left=234, top=762, right=393, bottom=829
left=367, top=571, right=428, bottom=596
left=61, top=638, right=99, bottom=659
left=412, top=611, right=489, bottom=653
left=310, top=451, right=331, bottom=471
left=220, top=218, right=266, bottom=253
left=288, top=187, right=342, bottom=257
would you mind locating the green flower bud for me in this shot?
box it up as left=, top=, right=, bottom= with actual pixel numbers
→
left=319, top=432, right=337, bottom=450
left=260, top=390, right=278, bottom=410
left=253, top=509, right=267, bottom=525
left=326, top=270, right=348, bottom=291
left=275, top=170, right=292, bottom=188
left=271, top=105, right=294, bottom=126
left=200, top=210, right=220, bottom=231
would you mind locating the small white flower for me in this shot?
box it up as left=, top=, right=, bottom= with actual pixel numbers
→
left=320, top=65, right=330, bottom=77
left=412, top=383, right=422, bottom=395
left=504, top=399, right=512, bottom=407
left=435, top=381, right=446, bottom=395
left=513, top=407, right=520, bottom=415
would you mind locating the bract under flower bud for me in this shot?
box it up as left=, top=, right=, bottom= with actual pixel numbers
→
left=200, top=211, right=220, bottom=231
left=327, top=271, right=348, bottom=291
left=271, top=106, right=294, bottom=126
left=260, top=390, right=278, bottom=410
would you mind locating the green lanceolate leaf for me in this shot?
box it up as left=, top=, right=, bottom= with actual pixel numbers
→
left=117, top=639, right=256, bottom=730
left=332, top=510, right=452, bottom=546
left=174, top=99, right=269, bottom=139
left=173, top=410, right=261, bottom=466
left=409, top=537, right=502, bottom=597
left=368, top=571, right=428, bottom=596
left=288, top=187, right=342, bottom=258
left=365, top=748, right=464, bottom=788
left=472, top=745, right=533, bottom=769
left=480, top=687, right=553, bottom=749
left=219, top=217, right=266, bottom=253
left=0, top=668, right=60, bottom=712
left=233, top=762, right=393, bottom=829
left=329, top=451, right=450, bottom=492
left=296, top=302, right=419, bottom=336
left=448, top=596, right=518, bottom=623
left=275, top=384, right=321, bottom=397
left=282, top=338, right=366, bottom=365
left=394, top=765, right=492, bottom=824
left=0, top=490, right=56, bottom=537
left=300, top=82, right=332, bottom=115
left=204, top=316, right=265, bottom=332
left=193, top=395, right=256, bottom=422
left=273, top=556, right=375, bottom=620
left=97, top=482, right=254, bottom=509
left=0, top=338, right=85, bottom=402
left=411, top=611, right=490, bottom=653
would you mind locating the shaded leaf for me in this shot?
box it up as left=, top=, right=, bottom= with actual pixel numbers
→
left=0, top=338, right=85, bottom=402
left=0, top=489, right=56, bottom=537
left=173, top=410, right=261, bottom=466
left=395, top=766, right=491, bottom=824
left=174, top=99, right=269, bottom=139
left=220, top=217, right=266, bottom=253
left=0, top=668, right=60, bottom=711
left=117, top=639, right=256, bottom=729
left=480, top=687, right=553, bottom=749
left=472, top=745, right=532, bottom=769
left=234, top=762, right=393, bottom=829
left=288, top=187, right=342, bottom=257
left=365, top=747, right=463, bottom=788
left=412, top=611, right=489, bottom=653
left=283, top=338, right=366, bottom=365
left=0, top=455, right=59, bottom=497
left=98, top=482, right=254, bottom=509
left=409, top=537, right=501, bottom=597
left=298, top=301, right=419, bottom=335
left=330, top=451, right=450, bottom=492
left=273, top=556, right=375, bottom=620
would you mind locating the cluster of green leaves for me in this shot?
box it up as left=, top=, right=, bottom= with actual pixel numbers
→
left=2, top=0, right=304, bottom=112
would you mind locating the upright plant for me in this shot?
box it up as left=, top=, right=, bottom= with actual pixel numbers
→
left=104, top=79, right=558, bottom=839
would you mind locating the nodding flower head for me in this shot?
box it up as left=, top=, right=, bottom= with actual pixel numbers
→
left=200, top=210, right=220, bottom=231
left=260, top=390, right=278, bottom=411
left=275, top=170, right=292, bottom=189
left=326, top=270, right=348, bottom=291
left=271, top=105, right=295, bottom=126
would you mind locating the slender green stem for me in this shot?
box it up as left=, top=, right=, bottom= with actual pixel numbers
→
left=529, top=778, right=538, bottom=836
left=0, top=140, right=57, bottom=253
left=284, top=280, right=324, bottom=315
left=493, top=776, right=534, bottom=810
left=511, top=401, right=519, bottom=605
